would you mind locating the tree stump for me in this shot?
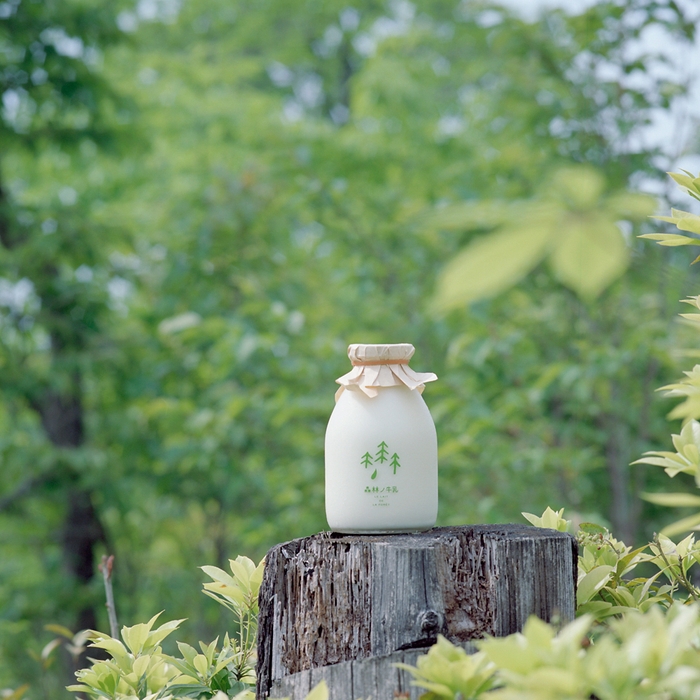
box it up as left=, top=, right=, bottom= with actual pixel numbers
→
left=257, top=525, right=577, bottom=699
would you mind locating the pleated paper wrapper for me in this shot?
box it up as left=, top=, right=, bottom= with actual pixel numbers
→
left=335, top=343, right=437, bottom=400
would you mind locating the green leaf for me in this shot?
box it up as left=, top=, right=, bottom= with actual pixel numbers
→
left=44, top=624, right=77, bottom=640
left=638, top=233, right=700, bottom=246
left=230, top=691, right=256, bottom=700
left=143, top=618, right=185, bottom=651
left=607, top=191, right=656, bottom=220
left=551, top=165, right=605, bottom=208
left=249, top=558, right=265, bottom=590
left=653, top=210, right=700, bottom=235
left=433, top=223, right=553, bottom=311
left=668, top=171, right=699, bottom=191
left=681, top=295, right=700, bottom=309
left=549, top=215, right=628, bottom=299
left=641, top=492, right=700, bottom=507
left=575, top=600, right=612, bottom=615
left=176, top=642, right=198, bottom=666
left=229, top=555, right=255, bottom=587
left=522, top=507, right=569, bottom=532
left=90, top=636, right=129, bottom=660
left=121, top=622, right=151, bottom=656
left=479, top=635, right=541, bottom=675
left=193, top=654, right=209, bottom=677
left=661, top=512, right=700, bottom=538
left=577, top=565, right=614, bottom=605
left=201, top=565, right=238, bottom=588
left=202, top=583, right=246, bottom=606
left=578, top=523, right=607, bottom=535
left=677, top=216, right=700, bottom=236
left=607, top=586, right=637, bottom=608
left=41, top=638, right=62, bottom=661
left=617, top=546, right=648, bottom=576
left=425, top=201, right=514, bottom=231
left=304, top=681, right=329, bottom=700
left=576, top=602, right=631, bottom=620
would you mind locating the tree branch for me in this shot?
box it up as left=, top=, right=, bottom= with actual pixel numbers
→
left=99, top=555, right=119, bottom=638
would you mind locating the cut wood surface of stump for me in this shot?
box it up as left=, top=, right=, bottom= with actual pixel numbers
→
left=257, top=524, right=577, bottom=700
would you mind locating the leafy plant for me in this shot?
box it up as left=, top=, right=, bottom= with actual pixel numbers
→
left=635, top=171, right=700, bottom=537
left=402, top=605, right=700, bottom=700
left=521, top=506, right=570, bottom=532
left=646, top=533, right=700, bottom=603
left=430, top=165, right=655, bottom=310
left=523, top=505, right=700, bottom=622
left=200, top=556, right=265, bottom=685
left=478, top=615, right=593, bottom=700
left=522, top=505, right=676, bottom=620
left=635, top=419, right=700, bottom=481
left=636, top=420, right=700, bottom=535
left=396, top=636, right=495, bottom=700
left=574, top=522, right=668, bottom=619
left=68, top=613, right=185, bottom=699
left=67, top=556, right=265, bottom=700
left=639, top=171, right=700, bottom=257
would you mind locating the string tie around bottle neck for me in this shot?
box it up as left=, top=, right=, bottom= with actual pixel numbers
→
left=351, top=359, right=410, bottom=366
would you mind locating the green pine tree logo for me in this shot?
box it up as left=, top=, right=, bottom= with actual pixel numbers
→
left=361, top=451, right=377, bottom=480
left=361, top=442, right=400, bottom=482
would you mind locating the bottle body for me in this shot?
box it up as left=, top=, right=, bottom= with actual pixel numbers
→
left=325, top=385, right=438, bottom=533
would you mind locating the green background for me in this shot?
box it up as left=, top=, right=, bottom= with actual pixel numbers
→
left=0, top=0, right=698, bottom=695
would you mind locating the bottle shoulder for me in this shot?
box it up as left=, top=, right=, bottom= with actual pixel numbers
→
left=329, top=385, right=435, bottom=429
left=335, top=384, right=428, bottom=407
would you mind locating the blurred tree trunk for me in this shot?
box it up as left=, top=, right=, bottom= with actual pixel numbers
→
left=603, top=382, right=635, bottom=545
left=1, top=163, right=107, bottom=656
left=0, top=182, right=9, bottom=247
left=35, top=358, right=106, bottom=665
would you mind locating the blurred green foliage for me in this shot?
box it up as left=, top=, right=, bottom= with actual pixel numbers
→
left=403, top=603, right=700, bottom=700
left=0, top=0, right=699, bottom=695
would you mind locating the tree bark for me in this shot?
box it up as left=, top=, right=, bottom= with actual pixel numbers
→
left=257, top=525, right=577, bottom=699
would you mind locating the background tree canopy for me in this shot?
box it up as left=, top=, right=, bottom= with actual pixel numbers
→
left=0, top=0, right=699, bottom=695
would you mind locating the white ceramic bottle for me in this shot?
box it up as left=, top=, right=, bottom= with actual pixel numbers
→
left=324, top=343, right=438, bottom=533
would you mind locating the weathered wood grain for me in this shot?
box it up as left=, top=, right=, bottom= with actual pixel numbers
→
left=257, top=525, right=577, bottom=699
left=268, top=646, right=477, bottom=700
